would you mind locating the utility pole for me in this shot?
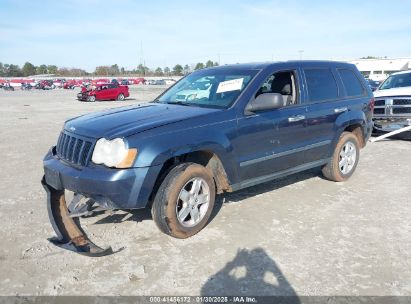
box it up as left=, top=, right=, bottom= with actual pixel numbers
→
left=298, top=50, right=304, bottom=60
left=140, top=41, right=145, bottom=76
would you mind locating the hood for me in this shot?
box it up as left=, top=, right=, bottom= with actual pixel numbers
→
left=64, top=103, right=219, bottom=139
left=374, top=86, right=411, bottom=98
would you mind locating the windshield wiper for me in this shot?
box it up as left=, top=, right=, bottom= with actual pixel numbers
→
left=166, top=101, right=195, bottom=107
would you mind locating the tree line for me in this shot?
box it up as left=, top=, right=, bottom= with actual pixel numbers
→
left=0, top=60, right=219, bottom=78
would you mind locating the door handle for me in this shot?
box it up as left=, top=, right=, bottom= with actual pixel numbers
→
left=334, top=107, right=348, bottom=113
left=288, top=115, right=305, bottom=122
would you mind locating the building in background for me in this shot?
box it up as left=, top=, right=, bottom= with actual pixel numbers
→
left=349, top=58, right=411, bottom=81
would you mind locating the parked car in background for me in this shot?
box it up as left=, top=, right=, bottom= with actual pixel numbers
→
left=77, top=83, right=129, bottom=102
left=82, top=79, right=91, bottom=86
left=175, top=78, right=212, bottom=102
left=2, top=83, right=14, bottom=91
left=36, top=80, right=54, bottom=90
left=53, top=80, right=64, bottom=88
left=111, top=79, right=119, bottom=85
left=147, top=79, right=166, bottom=85
left=9, top=79, right=35, bottom=89
left=21, top=83, right=33, bottom=90
left=131, top=77, right=145, bottom=85
left=63, top=80, right=76, bottom=89
left=164, top=78, right=177, bottom=85
left=121, top=79, right=130, bottom=85
left=92, top=79, right=110, bottom=86
left=155, top=79, right=166, bottom=85
left=43, top=61, right=374, bottom=256
left=373, top=70, right=411, bottom=133
left=366, top=79, right=380, bottom=91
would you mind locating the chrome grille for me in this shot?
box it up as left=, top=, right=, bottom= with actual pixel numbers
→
left=393, top=99, right=411, bottom=105
left=373, top=99, right=386, bottom=116
left=373, top=97, right=411, bottom=117
left=374, top=108, right=385, bottom=115
left=393, top=108, right=411, bottom=114
left=374, top=99, right=385, bottom=106
left=56, top=132, right=94, bottom=166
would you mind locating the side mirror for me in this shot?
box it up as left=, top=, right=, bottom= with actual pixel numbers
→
left=245, top=93, right=284, bottom=114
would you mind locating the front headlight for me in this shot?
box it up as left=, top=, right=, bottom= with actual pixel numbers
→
left=91, top=138, right=137, bottom=168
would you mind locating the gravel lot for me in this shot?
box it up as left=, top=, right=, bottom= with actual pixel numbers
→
left=0, top=87, right=410, bottom=296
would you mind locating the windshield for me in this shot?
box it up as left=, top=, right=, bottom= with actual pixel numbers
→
left=379, top=73, right=411, bottom=90
left=189, top=81, right=211, bottom=90
left=156, top=68, right=258, bottom=108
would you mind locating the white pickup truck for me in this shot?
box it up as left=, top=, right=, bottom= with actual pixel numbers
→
left=373, top=70, right=411, bottom=132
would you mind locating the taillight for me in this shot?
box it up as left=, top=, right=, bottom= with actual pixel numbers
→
left=369, top=97, right=375, bottom=112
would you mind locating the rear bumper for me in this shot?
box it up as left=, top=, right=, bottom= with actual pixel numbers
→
left=43, top=148, right=161, bottom=209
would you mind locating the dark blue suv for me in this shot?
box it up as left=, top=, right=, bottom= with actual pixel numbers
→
left=42, top=61, right=374, bottom=256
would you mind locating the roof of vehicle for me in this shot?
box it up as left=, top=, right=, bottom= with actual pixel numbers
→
left=206, top=60, right=355, bottom=70
left=388, top=70, right=411, bottom=76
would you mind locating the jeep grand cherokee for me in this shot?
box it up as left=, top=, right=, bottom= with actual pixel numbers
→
left=42, top=61, right=374, bottom=255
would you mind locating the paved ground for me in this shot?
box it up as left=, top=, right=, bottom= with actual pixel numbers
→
left=0, top=87, right=410, bottom=296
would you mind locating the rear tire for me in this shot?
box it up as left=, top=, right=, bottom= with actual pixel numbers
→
left=117, top=93, right=125, bottom=101
left=322, top=132, right=360, bottom=182
left=151, top=163, right=216, bottom=238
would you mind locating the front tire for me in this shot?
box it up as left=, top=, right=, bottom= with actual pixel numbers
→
left=87, top=95, right=96, bottom=102
left=322, top=132, right=360, bottom=182
left=151, top=163, right=216, bottom=238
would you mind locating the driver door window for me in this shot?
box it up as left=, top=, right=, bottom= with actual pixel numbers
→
left=255, top=71, right=298, bottom=107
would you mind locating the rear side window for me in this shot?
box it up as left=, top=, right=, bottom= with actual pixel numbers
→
left=338, top=69, right=365, bottom=97
left=304, top=68, right=339, bottom=102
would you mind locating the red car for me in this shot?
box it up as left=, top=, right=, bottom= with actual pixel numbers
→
left=131, top=77, right=146, bottom=85
left=77, top=83, right=130, bottom=102
left=63, top=80, right=77, bottom=89
left=91, top=78, right=110, bottom=86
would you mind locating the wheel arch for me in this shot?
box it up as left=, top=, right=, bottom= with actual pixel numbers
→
left=334, top=110, right=367, bottom=149
left=147, top=149, right=232, bottom=207
left=344, top=123, right=365, bottom=148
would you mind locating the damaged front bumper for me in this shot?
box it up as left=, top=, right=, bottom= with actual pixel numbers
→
left=41, top=177, right=113, bottom=257
left=373, top=118, right=411, bottom=133
left=42, top=148, right=162, bottom=256
left=43, top=147, right=159, bottom=209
